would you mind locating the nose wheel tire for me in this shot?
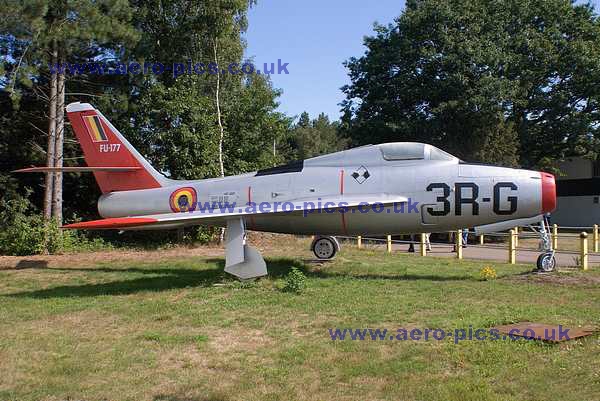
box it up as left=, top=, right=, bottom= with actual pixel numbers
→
left=312, top=237, right=337, bottom=260
left=536, top=252, right=556, bottom=272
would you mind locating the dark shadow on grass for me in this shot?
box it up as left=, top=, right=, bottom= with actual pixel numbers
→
left=5, top=256, right=474, bottom=299
left=265, top=258, right=475, bottom=282
left=1, top=260, right=49, bottom=270
left=6, top=265, right=226, bottom=299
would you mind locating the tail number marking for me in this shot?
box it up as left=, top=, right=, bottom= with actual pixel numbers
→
left=99, top=143, right=121, bottom=153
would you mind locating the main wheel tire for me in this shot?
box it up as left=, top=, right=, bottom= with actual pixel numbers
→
left=536, top=252, right=556, bottom=272
left=313, top=237, right=337, bottom=260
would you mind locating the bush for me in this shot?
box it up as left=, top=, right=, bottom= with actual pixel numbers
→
left=194, top=226, right=220, bottom=245
left=282, top=267, right=307, bottom=294
left=0, top=196, right=111, bottom=256
left=0, top=196, right=49, bottom=255
left=479, top=266, right=497, bottom=281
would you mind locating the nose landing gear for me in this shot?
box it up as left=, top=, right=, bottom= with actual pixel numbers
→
left=537, top=252, right=556, bottom=272
left=531, top=217, right=556, bottom=272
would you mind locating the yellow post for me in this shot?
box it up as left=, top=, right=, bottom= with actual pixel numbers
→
left=479, top=234, right=484, bottom=245
left=580, top=232, right=588, bottom=271
left=386, top=235, right=392, bottom=253
left=508, top=229, right=516, bottom=264
left=456, top=230, right=463, bottom=259
left=552, top=224, right=558, bottom=250
left=420, top=233, right=427, bottom=256
left=593, top=225, right=598, bottom=253
left=357, top=235, right=362, bottom=249
left=514, top=227, right=519, bottom=248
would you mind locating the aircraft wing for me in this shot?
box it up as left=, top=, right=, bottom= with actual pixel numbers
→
left=63, top=194, right=409, bottom=230
left=14, top=166, right=142, bottom=173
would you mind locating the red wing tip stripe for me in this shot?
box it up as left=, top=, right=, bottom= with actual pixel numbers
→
left=63, top=217, right=158, bottom=229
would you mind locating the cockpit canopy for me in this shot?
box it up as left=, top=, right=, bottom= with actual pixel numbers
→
left=378, top=142, right=457, bottom=161
left=296, top=142, right=459, bottom=170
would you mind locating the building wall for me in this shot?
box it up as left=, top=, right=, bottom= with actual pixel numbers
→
left=552, top=196, right=600, bottom=227
left=556, top=158, right=593, bottom=180
left=552, top=157, right=600, bottom=227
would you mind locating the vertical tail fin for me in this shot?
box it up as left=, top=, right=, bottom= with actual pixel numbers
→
left=66, top=102, right=168, bottom=193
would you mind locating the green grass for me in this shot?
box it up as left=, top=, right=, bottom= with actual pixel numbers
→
left=0, top=245, right=599, bottom=401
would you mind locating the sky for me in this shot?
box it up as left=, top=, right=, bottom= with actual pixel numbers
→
left=244, top=0, right=600, bottom=123
left=244, top=0, right=405, bottom=122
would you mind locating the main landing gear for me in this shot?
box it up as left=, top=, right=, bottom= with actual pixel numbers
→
left=311, top=236, right=340, bottom=260
left=530, top=217, right=556, bottom=272
left=224, top=218, right=267, bottom=280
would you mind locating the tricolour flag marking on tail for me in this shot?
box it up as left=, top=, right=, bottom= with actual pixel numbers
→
left=84, top=115, right=108, bottom=142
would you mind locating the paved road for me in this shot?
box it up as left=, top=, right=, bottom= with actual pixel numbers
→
left=369, top=242, right=600, bottom=268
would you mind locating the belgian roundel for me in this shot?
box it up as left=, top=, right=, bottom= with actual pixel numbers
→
left=169, top=187, right=197, bottom=212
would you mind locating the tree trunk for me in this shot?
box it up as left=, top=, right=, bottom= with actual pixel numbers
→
left=214, top=39, right=225, bottom=178
left=214, top=38, right=226, bottom=244
left=52, top=52, right=65, bottom=225
left=43, top=42, right=58, bottom=221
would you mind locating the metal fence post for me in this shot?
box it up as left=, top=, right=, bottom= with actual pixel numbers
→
left=552, top=224, right=558, bottom=250
left=508, top=229, right=516, bottom=264
left=514, top=227, right=519, bottom=248
left=420, top=233, right=427, bottom=256
left=479, top=234, right=484, bottom=245
left=594, top=225, right=598, bottom=253
left=386, top=235, right=392, bottom=253
left=357, top=235, right=362, bottom=249
left=580, top=232, right=589, bottom=271
left=456, top=230, right=463, bottom=259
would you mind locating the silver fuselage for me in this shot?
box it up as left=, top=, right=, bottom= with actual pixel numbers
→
left=97, top=144, right=547, bottom=235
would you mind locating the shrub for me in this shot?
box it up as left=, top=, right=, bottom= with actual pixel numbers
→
left=479, top=266, right=497, bottom=281
left=194, top=226, right=220, bottom=245
left=0, top=196, right=111, bottom=256
left=282, top=267, right=307, bottom=294
left=0, top=196, right=52, bottom=255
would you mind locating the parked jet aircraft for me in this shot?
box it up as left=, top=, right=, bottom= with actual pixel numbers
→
left=16, top=102, right=557, bottom=278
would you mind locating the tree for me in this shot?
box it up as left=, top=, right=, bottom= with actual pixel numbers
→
left=0, top=0, right=294, bottom=252
left=123, top=0, right=288, bottom=180
left=1, top=0, right=138, bottom=225
left=287, top=112, right=347, bottom=160
left=342, top=0, right=600, bottom=168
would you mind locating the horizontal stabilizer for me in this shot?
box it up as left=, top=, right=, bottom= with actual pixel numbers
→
left=13, top=166, right=142, bottom=173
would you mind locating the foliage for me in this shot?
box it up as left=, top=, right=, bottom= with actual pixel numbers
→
left=479, top=266, right=498, bottom=281
left=342, top=0, right=600, bottom=168
left=282, top=266, right=307, bottom=294
left=286, top=111, right=348, bottom=160
left=194, top=226, right=220, bottom=245
left=0, top=182, right=111, bottom=255
left=0, top=195, right=56, bottom=255
left=0, top=0, right=138, bottom=105
left=0, top=0, right=299, bottom=249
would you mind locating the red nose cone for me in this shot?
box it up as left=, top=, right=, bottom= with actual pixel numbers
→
left=541, top=172, right=556, bottom=213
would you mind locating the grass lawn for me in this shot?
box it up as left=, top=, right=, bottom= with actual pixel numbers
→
left=0, top=242, right=599, bottom=401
